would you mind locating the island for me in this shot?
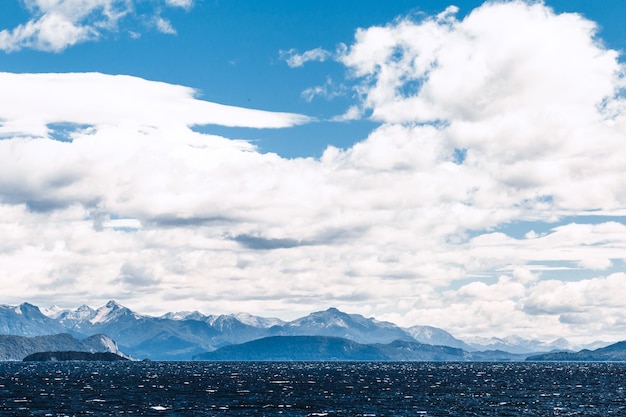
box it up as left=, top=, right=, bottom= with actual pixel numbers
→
left=23, top=351, right=130, bottom=362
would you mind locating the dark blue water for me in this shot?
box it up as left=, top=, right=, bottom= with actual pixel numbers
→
left=0, top=361, right=624, bottom=416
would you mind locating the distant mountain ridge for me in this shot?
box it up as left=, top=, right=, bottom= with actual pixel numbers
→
left=193, top=336, right=530, bottom=362
left=463, top=335, right=585, bottom=354
left=0, top=301, right=608, bottom=360
left=527, top=341, right=626, bottom=361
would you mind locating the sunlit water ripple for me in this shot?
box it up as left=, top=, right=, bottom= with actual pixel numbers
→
left=0, top=361, right=624, bottom=416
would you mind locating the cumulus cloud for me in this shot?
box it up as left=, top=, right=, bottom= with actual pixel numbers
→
left=339, top=0, right=626, bottom=214
left=340, top=2, right=622, bottom=124
left=0, top=0, right=193, bottom=52
left=2, top=1, right=626, bottom=343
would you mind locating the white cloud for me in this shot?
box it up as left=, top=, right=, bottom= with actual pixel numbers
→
left=331, top=105, right=362, bottom=122
left=2, top=1, right=626, bottom=343
left=339, top=1, right=626, bottom=214
left=340, top=2, right=621, bottom=125
left=0, top=72, right=311, bottom=138
left=523, top=273, right=626, bottom=317
left=280, top=47, right=332, bottom=68
left=155, top=17, right=176, bottom=35
left=301, top=77, right=346, bottom=102
left=578, top=258, right=613, bottom=270
left=165, top=0, right=193, bottom=9
left=0, top=0, right=192, bottom=52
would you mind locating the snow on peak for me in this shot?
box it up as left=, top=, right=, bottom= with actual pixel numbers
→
left=233, top=312, right=285, bottom=328
left=71, top=305, right=96, bottom=320
left=41, top=305, right=64, bottom=318
left=90, top=307, right=113, bottom=324
left=161, top=311, right=206, bottom=321
left=104, top=300, right=124, bottom=310
left=290, top=308, right=354, bottom=329
left=327, top=316, right=348, bottom=328
left=90, top=300, right=131, bottom=324
left=77, top=304, right=93, bottom=311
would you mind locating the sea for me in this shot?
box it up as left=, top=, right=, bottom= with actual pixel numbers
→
left=0, top=361, right=624, bottom=416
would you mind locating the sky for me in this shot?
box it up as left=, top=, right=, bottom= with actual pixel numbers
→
left=1, top=0, right=626, bottom=345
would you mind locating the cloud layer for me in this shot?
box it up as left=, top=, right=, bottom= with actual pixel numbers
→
left=0, top=0, right=193, bottom=52
left=2, top=1, right=626, bottom=344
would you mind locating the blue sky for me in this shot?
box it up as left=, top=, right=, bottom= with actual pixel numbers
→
left=1, top=0, right=626, bottom=344
left=3, top=0, right=623, bottom=158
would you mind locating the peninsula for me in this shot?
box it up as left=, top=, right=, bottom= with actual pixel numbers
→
left=23, top=351, right=130, bottom=362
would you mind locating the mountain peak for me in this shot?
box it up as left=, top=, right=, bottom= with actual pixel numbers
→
left=90, top=301, right=133, bottom=324
left=161, top=311, right=206, bottom=321
left=17, top=302, right=42, bottom=314
left=105, top=300, right=124, bottom=310
left=233, top=312, right=285, bottom=328
left=282, top=307, right=414, bottom=344
left=41, top=305, right=64, bottom=318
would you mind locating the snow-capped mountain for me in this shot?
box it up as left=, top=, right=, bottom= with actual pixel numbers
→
left=90, top=300, right=143, bottom=324
left=0, top=303, right=66, bottom=336
left=6, top=302, right=419, bottom=358
left=404, top=325, right=471, bottom=350
left=271, top=307, right=415, bottom=344
left=40, top=305, right=65, bottom=318
left=464, top=335, right=586, bottom=354
left=39, top=301, right=248, bottom=359
left=53, top=305, right=96, bottom=331
left=161, top=311, right=285, bottom=328
left=160, top=311, right=207, bottom=321
left=231, top=313, right=285, bottom=329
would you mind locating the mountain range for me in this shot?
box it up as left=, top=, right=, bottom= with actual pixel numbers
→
left=0, top=301, right=609, bottom=360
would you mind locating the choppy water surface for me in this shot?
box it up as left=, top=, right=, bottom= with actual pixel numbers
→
left=0, top=361, right=624, bottom=416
